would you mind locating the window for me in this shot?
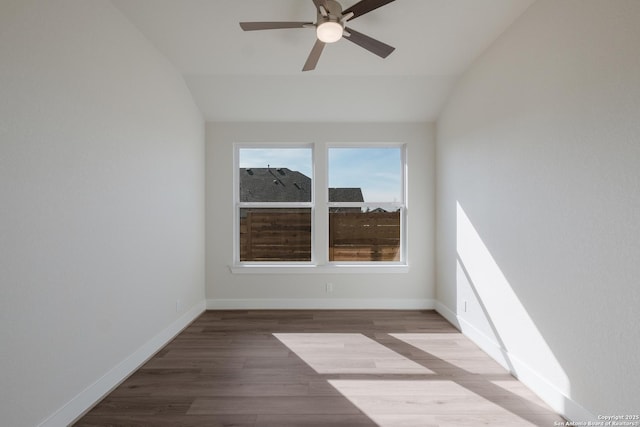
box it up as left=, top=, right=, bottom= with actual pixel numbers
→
left=236, top=146, right=313, bottom=263
left=328, top=147, right=404, bottom=263
left=234, top=144, right=406, bottom=267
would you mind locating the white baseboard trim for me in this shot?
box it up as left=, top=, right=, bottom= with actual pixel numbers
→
left=434, top=300, right=461, bottom=328
left=207, top=298, right=435, bottom=310
left=434, top=301, right=595, bottom=423
left=39, top=300, right=206, bottom=427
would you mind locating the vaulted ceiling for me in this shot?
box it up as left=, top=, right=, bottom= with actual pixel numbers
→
left=112, top=0, right=534, bottom=122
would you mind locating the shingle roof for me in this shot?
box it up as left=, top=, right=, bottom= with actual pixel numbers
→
left=239, top=168, right=311, bottom=202
left=239, top=168, right=364, bottom=203
left=329, top=188, right=364, bottom=203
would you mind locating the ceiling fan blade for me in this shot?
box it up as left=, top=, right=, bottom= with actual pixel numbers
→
left=344, top=27, right=395, bottom=58
left=240, top=22, right=313, bottom=31
left=342, top=0, right=396, bottom=21
left=302, top=39, right=326, bottom=71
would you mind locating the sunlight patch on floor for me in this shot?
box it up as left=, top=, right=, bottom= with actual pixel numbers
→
left=273, top=333, right=434, bottom=374
left=390, top=333, right=509, bottom=374
left=328, top=379, right=545, bottom=427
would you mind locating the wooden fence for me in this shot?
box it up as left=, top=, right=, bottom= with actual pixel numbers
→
left=329, top=211, right=400, bottom=261
left=240, top=209, right=312, bottom=261
left=240, top=209, right=400, bottom=262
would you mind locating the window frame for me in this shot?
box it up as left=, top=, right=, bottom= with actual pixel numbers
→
left=233, top=143, right=315, bottom=266
left=232, top=142, right=408, bottom=272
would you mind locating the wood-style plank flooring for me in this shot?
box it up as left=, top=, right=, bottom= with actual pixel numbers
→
left=74, top=310, right=565, bottom=426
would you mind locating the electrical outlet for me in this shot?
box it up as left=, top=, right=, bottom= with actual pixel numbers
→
left=176, top=299, right=181, bottom=313
left=326, top=283, right=333, bottom=293
left=464, top=300, right=467, bottom=312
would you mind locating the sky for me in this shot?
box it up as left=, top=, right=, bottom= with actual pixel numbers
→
left=239, top=147, right=402, bottom=203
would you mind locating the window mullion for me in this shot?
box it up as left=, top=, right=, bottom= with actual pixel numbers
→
left=314, top=142, right=328, bottom=265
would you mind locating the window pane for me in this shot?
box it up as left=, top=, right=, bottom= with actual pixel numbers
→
left=239, top=148, right=312, bottom=202
left=240, top=208, right=311, bottom=262
left=328, top=147, right=402, bottom=203
left=329, top=208, right=400, bottom=262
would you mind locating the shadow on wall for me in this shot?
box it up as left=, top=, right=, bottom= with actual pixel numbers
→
left=455, top=201, right=571, bottom=414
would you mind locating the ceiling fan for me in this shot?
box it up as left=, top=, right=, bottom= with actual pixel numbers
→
left=240, top=0, right=396, bottom=71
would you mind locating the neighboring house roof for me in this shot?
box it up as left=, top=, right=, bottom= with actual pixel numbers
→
left=329, top=188, right=364, bottom=203
left=240, top=168, right=311, bottom=202
left=239, top=168, right=365, bottom=203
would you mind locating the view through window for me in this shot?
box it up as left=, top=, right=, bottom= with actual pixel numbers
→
left=238, top=147, right=313, bottom=262
left=328, top=147, right=403, bottom=262
left=236, top=145, right=405, bottom=264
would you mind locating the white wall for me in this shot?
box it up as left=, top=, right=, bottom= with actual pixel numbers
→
left=0, top=1, right=205, bottom=426
left=206, top=122, right=435, bottom=309
left=436, top=0, right=640, bottom=420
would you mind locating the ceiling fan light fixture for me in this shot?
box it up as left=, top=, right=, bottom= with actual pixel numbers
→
left=316, top=21, right=343, bottom=43
left=239, top=0, right=398, bottom=71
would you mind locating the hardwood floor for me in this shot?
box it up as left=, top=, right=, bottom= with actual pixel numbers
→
left=74, top=310, right=564, bottom=426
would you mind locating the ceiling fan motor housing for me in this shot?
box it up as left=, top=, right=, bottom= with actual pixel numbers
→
left=316, top=0, right=346, bottom=43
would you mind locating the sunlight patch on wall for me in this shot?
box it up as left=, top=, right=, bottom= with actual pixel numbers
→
left=455, top=201, right=569, bottom=400
left=273, top=333, right=433, bottom=374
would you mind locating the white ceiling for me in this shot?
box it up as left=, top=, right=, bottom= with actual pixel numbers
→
left=112, top=0, right=534, bottom=122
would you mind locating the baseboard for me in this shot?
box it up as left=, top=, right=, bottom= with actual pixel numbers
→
left=39, top=300, right=206, bottom=427
left=434, top=301, right=595, bottom=423
left=207, top=298, right=435, bottom=310
left=434, top=300, right=461, bottom=328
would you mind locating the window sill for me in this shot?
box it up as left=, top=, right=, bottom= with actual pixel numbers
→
left=229, top=264, right=409, bottom=274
